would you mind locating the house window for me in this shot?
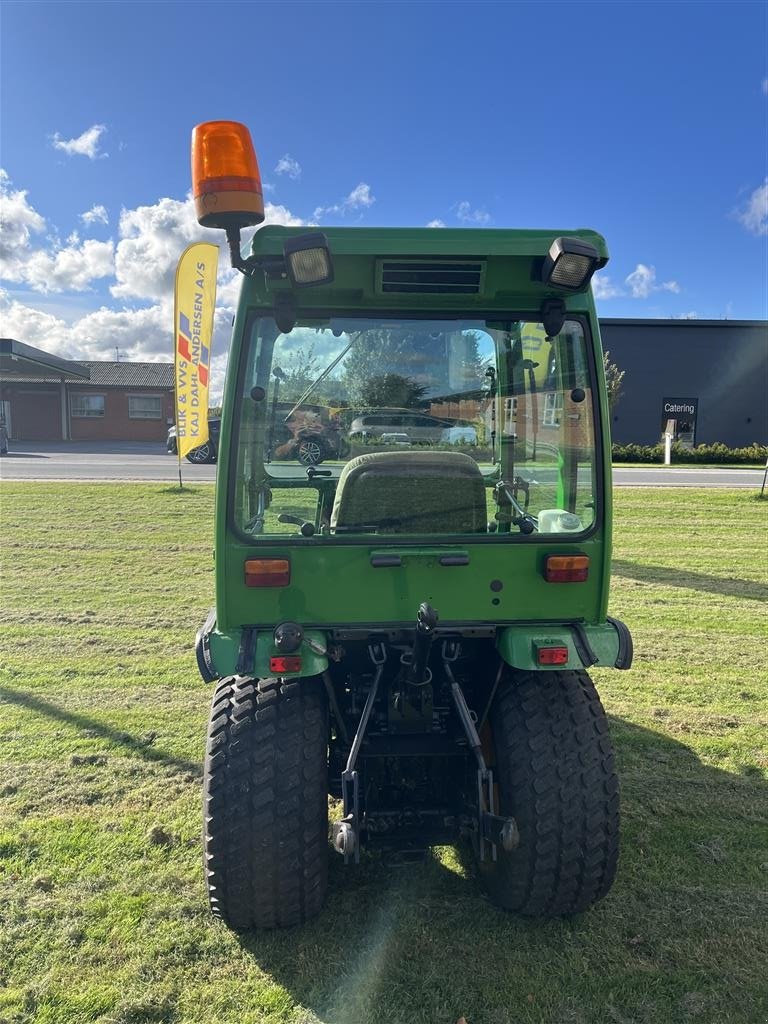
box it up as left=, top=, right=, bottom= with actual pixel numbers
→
left=71, top=394, right=105, bottom=418
left=128, top=394, right=163, bottom=420
left=543, top=392, right=563, bottom=427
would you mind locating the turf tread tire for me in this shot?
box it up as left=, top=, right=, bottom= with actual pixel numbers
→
left=203, top=675, right=328, bottom=930
left=480, top=669, right=619, bottom=916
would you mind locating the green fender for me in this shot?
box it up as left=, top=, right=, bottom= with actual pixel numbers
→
left=196, top=610, right=329, bottom=681
left=496, top=617, right=633, bottom=672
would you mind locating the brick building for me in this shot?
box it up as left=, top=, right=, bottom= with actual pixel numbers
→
left=0, top=339, right=174, bottom=442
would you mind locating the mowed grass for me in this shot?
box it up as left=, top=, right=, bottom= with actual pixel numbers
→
left=0, top=483, right=766, bottom=1024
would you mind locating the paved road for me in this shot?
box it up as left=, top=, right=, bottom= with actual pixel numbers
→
left=0, top=442, right=217, bottom=483
left=0, top=442, right=764, bottom=488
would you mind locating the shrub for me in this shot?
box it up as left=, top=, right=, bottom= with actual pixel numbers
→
left=612, top=441, right=767, bottom=464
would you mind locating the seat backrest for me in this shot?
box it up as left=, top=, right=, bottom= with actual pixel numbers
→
left=330, top=451, right=487, bottom=534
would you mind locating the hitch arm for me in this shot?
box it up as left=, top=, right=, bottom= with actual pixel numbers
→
left=336, top=642, right=387, bottom=864
left=443, top=641, right=518, bottom=861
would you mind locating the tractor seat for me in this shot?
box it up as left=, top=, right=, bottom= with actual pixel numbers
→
left=331, top=451, right=487, bottom=534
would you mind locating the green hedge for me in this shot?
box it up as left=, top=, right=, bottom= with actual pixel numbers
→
left=612, top=441, right=767, bottom=464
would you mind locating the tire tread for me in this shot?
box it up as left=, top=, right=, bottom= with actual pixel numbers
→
left=481, top=670, right=619, bottom=916
left=203, top=675, right=328, bottom=930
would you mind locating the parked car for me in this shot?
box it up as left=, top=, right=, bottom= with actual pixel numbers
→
left=272, top=410, right=351, bottom=466
left=168, top=411, right=351, bottom=467
left=349, top=409, right=453, bottom=444
left=440, top=425, right=477, bottom=445
left=167, top=417, right=221, bottom=463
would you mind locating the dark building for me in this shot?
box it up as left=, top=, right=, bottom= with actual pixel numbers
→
left=599, top=319, right=767, bottom=447
left=0, top=339, right=174, bottom=442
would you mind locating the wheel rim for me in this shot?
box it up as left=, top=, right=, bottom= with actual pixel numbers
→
left=187, top=443, right=212, bottom=463
left=298, top=440, right=323, bottom=466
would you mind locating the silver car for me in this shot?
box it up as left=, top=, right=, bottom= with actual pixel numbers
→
left=349, top=410, right=452, bottom=443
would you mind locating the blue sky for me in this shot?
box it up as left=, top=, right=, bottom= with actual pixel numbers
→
left=1, top=1, right=766, bottom=396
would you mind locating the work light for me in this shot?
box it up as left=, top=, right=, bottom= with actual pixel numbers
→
left=541, top=237, right=603, bottom=291
left=283, top=233, right=334, bottom=288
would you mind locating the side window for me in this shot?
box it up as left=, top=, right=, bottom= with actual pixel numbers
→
left=71, top=394, right=105, bottom=418
left=128, top=394, right=162, bottom=419
left=542, top=392, right=563, bottom=427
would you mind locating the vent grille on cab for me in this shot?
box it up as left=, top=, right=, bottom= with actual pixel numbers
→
left=376, top=259, right=486, bottom=295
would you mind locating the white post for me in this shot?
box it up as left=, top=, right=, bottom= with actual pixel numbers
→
left=60, top=378, right=68, bottom=439
left=664, top=432, right=672, bottom=466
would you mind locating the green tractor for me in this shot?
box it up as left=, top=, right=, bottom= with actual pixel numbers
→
left=192, top=121, right=632, bottom=930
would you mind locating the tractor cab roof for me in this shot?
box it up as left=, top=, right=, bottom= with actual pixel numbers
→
left=246, top=226, right=608, bottom=313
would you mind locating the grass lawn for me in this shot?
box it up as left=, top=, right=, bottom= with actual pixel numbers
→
left=0, top=483, right=766, bottom=1024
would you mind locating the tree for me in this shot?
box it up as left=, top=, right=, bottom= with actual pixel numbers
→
left=448, top=330, right=487, bottom=395
left=603, top=350, right=625, bottom=413
left=342, top=329, right=424, bottom=405
left=359, top=373, right=428, bottom=409
left=279, top=343, right=322, bottom=401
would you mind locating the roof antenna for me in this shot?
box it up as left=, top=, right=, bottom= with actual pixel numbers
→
left=115, top=346, right=120, bottom=361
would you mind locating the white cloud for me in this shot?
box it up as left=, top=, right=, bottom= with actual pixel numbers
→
left=51, top=124, right=107, bottom=159
left=591, top=273, right=623, bottom=300
left=672, top=312, right=699, bottom=319
left=762, top=78, right=768, bottom=96
left=0, top=290, right=74, bottom=355
left=0, top=171, right=46, bottom=273
left=0, top=171, right=113, bottom=291
left=625, top=263, right=679, bottom=298
left=111, top=195, right=305, bottom=303
left=275, top=154, right=301, bottom=180
left=592, top=263, right=680, bottom=301
left=454, top=201, right=491, bottom=226
left=25, top=238, right=115, bottom=293
left=426, top=219, right=446, bottom=228
left=314, top=182, right=376, bottom=220
left=111, top=196, right=206, bottom=301
left=81, top=204, right=109, bottom=226
left=346, top=183, right=374, bottom=209
left=261, top=202, right=306, bottom=227
left=735, top=178, right=768, bottom=236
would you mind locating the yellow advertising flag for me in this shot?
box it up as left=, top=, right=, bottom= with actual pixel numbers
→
left=520, top=322, right=552, bottom=389
left=173, top=243, right=219, bottom=459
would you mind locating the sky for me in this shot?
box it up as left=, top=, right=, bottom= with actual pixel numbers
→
left=1, top=0, right=766, bottom=400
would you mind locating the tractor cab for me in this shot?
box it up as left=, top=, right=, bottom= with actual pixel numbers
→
left=191, top=121, right=632, bottom=931
left=234, top=311, right=596, bottom=539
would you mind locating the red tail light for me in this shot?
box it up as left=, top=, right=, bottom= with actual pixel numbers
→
left=537, top=646, right=569, bottom=666
left=544, top=555, right=589, bottom=583
left=244, top=559, right=290, bottom=587
left=269, top=656, right=302, bottom=674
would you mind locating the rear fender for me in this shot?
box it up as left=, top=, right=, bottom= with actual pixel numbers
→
left=496, top=617, right=632, bottom=672
left=196, top=609, right=329, bottom=681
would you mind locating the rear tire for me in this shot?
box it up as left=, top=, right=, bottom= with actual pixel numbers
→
left=479, top=670, right=619, bottom=916
left=203, top=675, right=329, bottom=930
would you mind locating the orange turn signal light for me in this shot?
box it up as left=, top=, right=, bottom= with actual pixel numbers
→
left=191, top=120, right=264, bottom=229
left=544, top=555, right=589, bottom=583
left=269, top=656, right=302, bottom=674
left=244, top=558, right=290, bottom=588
